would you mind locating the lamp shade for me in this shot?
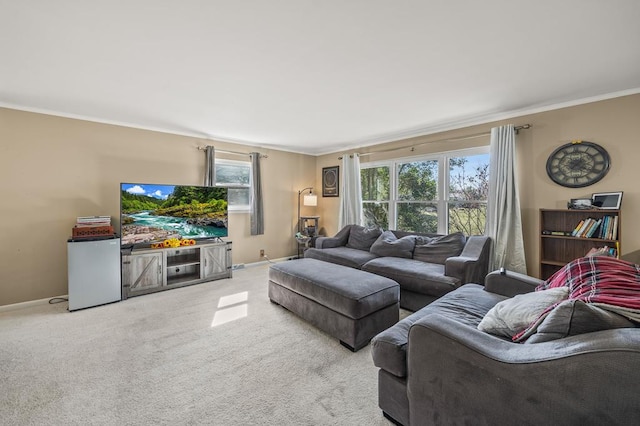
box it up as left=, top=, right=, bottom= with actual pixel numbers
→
left=303, top=193, right=317, bottom=206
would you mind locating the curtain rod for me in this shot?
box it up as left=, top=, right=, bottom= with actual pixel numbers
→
left=338, top=124, right=531, bottom=159
left=197, top=146, right=268, bottom=158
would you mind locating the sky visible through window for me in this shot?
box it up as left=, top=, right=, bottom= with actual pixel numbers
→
left=452, top=153, right=489, bottom=175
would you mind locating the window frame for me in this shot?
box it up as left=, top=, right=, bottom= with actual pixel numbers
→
left=444, top=147, right=490, bottom=235
left=361, top=146, right=490, bottom=234
left=215, top=158, right=252, bottom=213
left=361, top=162, right=393, bottom=229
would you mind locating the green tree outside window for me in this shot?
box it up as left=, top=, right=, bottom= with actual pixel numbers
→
left=360, top=149, right=489, bottom=235
left=361, top=166, right=390, bottom=229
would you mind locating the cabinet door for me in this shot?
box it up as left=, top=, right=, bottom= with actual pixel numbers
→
left=123, top=252, right=164, bottom=295
left=202, top=245, right=228, bottom=279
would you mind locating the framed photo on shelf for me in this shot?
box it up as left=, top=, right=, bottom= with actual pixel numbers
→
left=591, top=191, right=623, bottom=209
left=322, top=166, right=339, bottom=197
left=568, top=198, right=593, bottom=209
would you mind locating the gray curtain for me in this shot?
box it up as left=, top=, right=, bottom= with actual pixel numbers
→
left=485, top=124, right=527, bottom=273
left=204, top=145, right=216, bottom=186
left=250, top=152, right=264, bottom=235
left=338, top=153, right=363, bottom=228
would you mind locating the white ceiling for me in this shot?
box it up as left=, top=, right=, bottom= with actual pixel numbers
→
left=2, top=1, right=640, bottom=155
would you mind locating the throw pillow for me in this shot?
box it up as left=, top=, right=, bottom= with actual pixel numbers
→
left=370, top=231, right=416, bottom=259
left=345, top=225, right=382, bottom=251
left=413, top=235, right=432, bottom=246
left=412, top=232, right=466, bottom=264
left=522, top=299, right=636, bottom=344
left=477, top=287, right=569, bottom=338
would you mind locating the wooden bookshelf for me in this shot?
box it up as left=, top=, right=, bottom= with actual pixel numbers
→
left=539, top=209, right=621, bottom=279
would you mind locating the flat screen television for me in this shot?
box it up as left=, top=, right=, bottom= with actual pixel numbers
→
left=120, top=183, right=228, bottom=247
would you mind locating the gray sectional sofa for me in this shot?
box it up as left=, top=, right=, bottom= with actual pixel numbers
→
left=304, top=225, right=491, bottom=311
left=371, top=268, right=640, bottom=425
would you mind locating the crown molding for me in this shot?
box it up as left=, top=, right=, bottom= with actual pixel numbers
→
left=3, top=87, right=640, bottom=157
left=312, top=87, right=640, bottom=156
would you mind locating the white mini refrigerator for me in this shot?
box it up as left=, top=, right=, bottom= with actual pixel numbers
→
left=67, top=238, right=121, bottom=311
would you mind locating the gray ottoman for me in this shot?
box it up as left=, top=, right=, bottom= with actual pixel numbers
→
left=269, top=258, right=400, bottom=351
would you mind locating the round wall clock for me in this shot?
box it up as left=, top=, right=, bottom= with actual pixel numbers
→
left=545, top=141, right=610, bottom=188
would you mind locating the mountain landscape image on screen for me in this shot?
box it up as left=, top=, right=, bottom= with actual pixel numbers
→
left=120, top=183, right=228, bottom=246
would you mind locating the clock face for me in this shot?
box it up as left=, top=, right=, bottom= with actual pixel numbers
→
left=546, top=141, right=610, bottom=188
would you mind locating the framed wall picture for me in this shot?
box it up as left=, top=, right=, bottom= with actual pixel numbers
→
left=322, top=166, right=339, bottom=197
left=591, top=191, right=623, bottom=209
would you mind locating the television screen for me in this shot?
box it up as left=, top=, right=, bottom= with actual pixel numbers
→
left=120, top=183, right=228, bottom=247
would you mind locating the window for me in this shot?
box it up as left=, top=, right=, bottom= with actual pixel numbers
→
left=215, top=159, right=251, bottom=212
left=448, top=152, right=489, bottom=236
left=397, top=159, right=439, bottom=233
left=361, top=166, right=390, bottom=229
left=360, top=147, right=489, bottom=234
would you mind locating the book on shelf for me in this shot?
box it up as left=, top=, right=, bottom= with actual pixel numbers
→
left=581, top=218, right=595, bottom=238
left=75, top=215, right=112, bottom=227
left=570, top=215, right=619, bottom=240
left=571, top=219, right=585, bottom=237
left=598, top=216, right=608, bottom=239
left=585, top=218, right=602, bottom=238
left=585, top=245, right=618, bottom=257
left=571, top=215, right=619, bottom=241
left=77, top=215, right=111, bottom=222
left=605, top=215, right=613, bottom=240
left=592, top=214, right=619, bottom=240
left=576, top=218, right=594, bottom=238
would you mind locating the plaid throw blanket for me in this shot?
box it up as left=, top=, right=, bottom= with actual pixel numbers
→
left=513, top=256, right=640, bottom=341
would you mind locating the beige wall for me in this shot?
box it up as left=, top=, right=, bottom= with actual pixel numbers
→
left=2, top=94, right=639, bottom=306
left=316, top=94, right=640, bottom=277
left=0, top=108, right=316, bottom=306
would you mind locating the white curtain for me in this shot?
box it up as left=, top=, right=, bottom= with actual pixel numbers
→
left=485, top=125, right=527, bottom=273
left=204, top=146, right=216, bottom=186
left=339, top=153, right=363, bottom=228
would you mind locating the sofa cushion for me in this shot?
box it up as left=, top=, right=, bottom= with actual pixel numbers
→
left=372, top=284, right=505, bottom=378
left=314, top=224, right=353, bottom=248
left=370, top=231, right=416, bottom=259
left=523, top=299, right=636, bottom=344
left=413, top=232, right=466, bottom=264
left=304, top=246, right=379, bottom=269
left=477, top=287, right=569, bottom=338
left=362, top=257, right=460, bottom=298
left=346, top=225, right=382, bottom=251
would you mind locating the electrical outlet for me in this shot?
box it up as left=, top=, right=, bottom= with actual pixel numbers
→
left=260, top=249, right=265, bottom=257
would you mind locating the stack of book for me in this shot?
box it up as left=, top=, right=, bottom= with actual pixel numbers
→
left=76, top=216, right=112, bottom=227
left=72, top=216, right=114, bottom=239
left=571, top=215, right=619, bottom=240
left=571, top=217, right=600, bottom=238
left=586, top=245, right=619, bottom=257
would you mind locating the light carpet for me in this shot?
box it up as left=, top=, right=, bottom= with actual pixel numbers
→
left=0, top=264, right=393, bottom=425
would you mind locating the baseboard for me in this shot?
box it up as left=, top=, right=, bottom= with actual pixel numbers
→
left=245, top=256, right=295, bottom=268
left=1, top=256, right=295, bottom=312
left=0, top=295, right=68, bottom=313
